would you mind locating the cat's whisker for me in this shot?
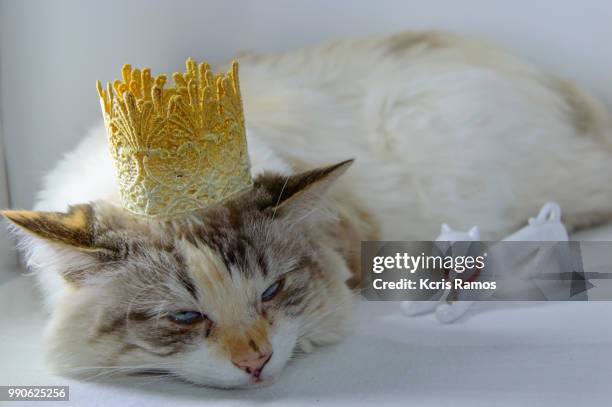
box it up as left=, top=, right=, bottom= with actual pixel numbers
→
left=62, top=361, right=183, bottom=382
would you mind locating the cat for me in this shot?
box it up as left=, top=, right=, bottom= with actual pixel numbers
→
left=3, top=30, right=612, bottom=388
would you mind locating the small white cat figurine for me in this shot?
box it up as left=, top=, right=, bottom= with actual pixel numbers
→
left=401, top=224, right=481, bottom=323
left=401, top=202, right=569, bottom=323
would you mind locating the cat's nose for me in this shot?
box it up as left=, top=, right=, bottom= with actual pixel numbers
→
left=232, top=351, right=273, bottom=378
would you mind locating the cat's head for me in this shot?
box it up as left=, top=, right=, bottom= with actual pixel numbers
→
left=2, top=160, right=354, bottom=388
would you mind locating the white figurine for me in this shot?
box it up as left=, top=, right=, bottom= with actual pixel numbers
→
left=401, top=202, right=569, bottom=323
left=401, top=223, right=481, bottom=323
left=504, top=202, right=568, bottom=241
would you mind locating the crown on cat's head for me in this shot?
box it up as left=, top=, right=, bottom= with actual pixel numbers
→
left=97, top=58, right=253, bottom=219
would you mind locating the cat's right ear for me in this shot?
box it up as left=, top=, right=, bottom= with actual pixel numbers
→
left=1, top=204, right=122, bottom=284
left=256, top=159, right=354, bottom=221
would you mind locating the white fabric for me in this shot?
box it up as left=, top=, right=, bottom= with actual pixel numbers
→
left=1, top=222, right=612, bottom=406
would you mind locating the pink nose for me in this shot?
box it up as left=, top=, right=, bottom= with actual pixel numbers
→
left=232, top=352, right=273, bottom=378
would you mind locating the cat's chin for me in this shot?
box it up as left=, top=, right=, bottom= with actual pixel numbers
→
left=175, top=354, right=287, bottom=389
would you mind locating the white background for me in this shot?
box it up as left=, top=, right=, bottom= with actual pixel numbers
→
left=0, top=117, right=15, bottom=273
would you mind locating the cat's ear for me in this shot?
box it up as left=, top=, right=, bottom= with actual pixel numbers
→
left=1, top=205, right=98, bottom=250
left=258, top=159, right=354, bottom=219
left=1, top=204, right=121, bottom=284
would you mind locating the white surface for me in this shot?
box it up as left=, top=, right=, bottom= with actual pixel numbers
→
left=2, top=0, right=612, bottom=208
left=1, top=223, right=612, bottom=406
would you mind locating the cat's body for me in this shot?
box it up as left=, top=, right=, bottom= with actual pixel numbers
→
left=6, top=31, right=612, bottom=387
left=39, top=31, right=612, bottom=238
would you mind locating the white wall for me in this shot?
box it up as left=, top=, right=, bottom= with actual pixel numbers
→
left=1, top=0, right=612, bottom=208
left=0, top=116, right=17, bottom=275
left=0, top=66, right=16, bottom=276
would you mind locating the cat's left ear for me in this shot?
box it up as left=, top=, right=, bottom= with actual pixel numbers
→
left=257, top=159, right=354, bottom=219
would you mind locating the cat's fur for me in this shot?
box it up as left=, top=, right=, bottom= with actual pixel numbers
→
left=4, top=31, right=612, bottom=387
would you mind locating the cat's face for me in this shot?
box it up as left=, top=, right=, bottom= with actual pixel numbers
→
left=3, top=161, right=354, bottom=388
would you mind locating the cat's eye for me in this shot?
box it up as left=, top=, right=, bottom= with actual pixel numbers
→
left=261, top=277, right=285, bottom=302
left=168, top=310, right=206, bottom=325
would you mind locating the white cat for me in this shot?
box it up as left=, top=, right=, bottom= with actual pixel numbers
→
left=5, top=30, right=612, bottom=387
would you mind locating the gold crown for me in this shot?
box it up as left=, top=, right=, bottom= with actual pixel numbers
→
left=97, top=58, right=253, bottom=218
